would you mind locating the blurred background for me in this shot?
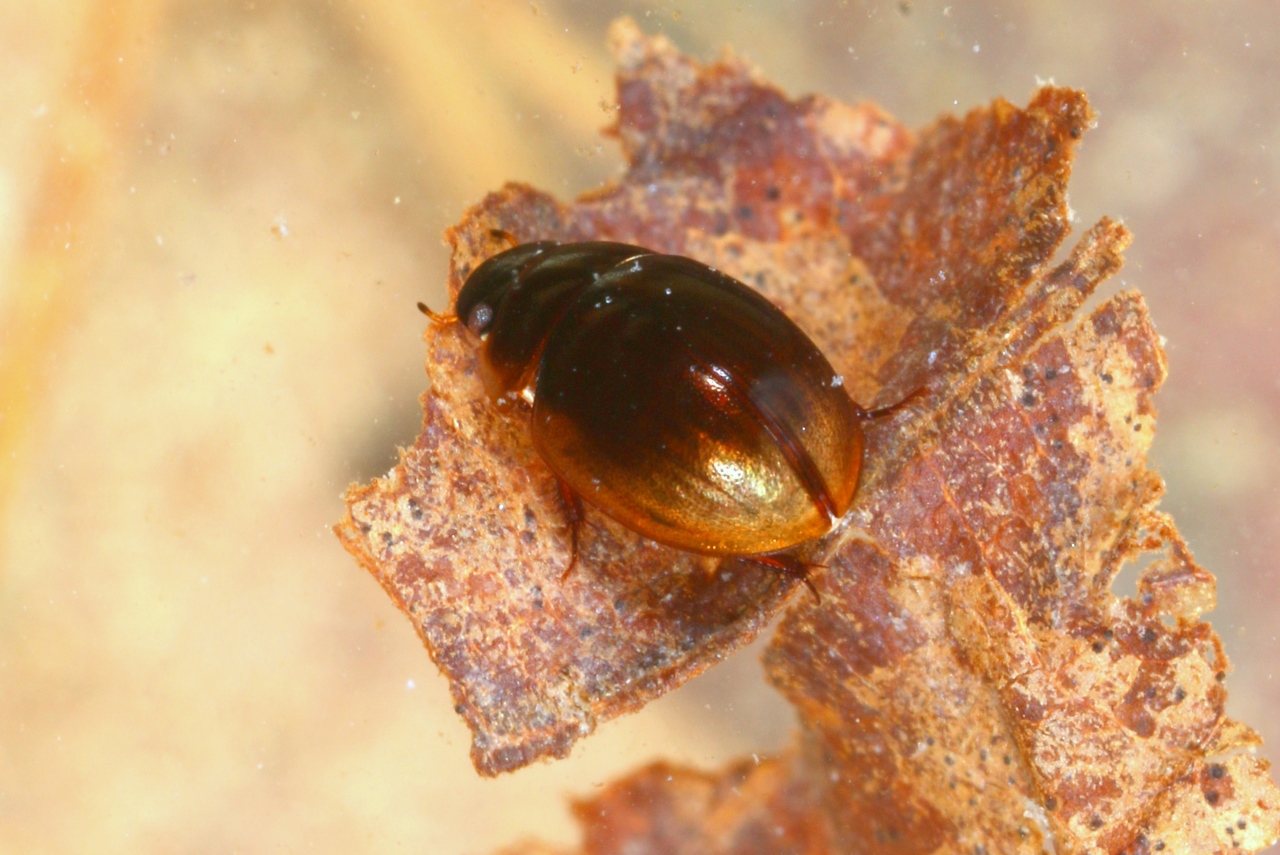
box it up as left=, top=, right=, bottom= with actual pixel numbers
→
left=0, top=1, right=1275, bottom=852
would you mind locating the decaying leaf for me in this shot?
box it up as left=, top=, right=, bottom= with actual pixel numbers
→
left=335, top=18, right=1280, bottom=854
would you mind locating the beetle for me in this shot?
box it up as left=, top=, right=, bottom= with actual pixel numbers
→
left=422, top=236, right=903, bottom=594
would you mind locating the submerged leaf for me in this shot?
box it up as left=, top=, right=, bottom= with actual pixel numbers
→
left=335, top=18, right=1280, bottom=854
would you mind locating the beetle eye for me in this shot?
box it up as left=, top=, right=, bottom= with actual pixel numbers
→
left=466, top=302, right=495, bottom=335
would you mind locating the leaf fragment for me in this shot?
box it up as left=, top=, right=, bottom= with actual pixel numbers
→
left=335, top=18, right=1280, bottom=855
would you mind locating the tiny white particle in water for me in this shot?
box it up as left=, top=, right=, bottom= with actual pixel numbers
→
left=973, top=43, right=980, bottom=53
left=832, top=375, right=844, bottom=387
left=406, top=679, right=416, bottom=690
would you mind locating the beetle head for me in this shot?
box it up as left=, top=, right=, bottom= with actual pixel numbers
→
left=455, top=241, right=557, bottom=337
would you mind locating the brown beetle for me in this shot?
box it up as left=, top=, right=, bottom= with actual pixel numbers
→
left=423, top=238, right=897, bottom=590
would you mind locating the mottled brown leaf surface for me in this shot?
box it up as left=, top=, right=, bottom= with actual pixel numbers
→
left=761, top=283, right=1280, bottom=854
left=572, top=756, right=830, bottom=855
left=334, top=18, right=1280, bottom=853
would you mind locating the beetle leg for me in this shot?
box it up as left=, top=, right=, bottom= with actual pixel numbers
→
left=855, top=384, right=927, bottom=421
left=488, top=227, right=519, bottom=249
left=554, top=478, right=585, bottom=580
left=741, top=553, right=823, bottom=603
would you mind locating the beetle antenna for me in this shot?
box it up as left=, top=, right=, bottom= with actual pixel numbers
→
left=417, top=302, right=457, bottom=326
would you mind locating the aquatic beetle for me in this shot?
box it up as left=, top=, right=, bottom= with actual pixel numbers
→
left=421, top=236, right=905, bottom=594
